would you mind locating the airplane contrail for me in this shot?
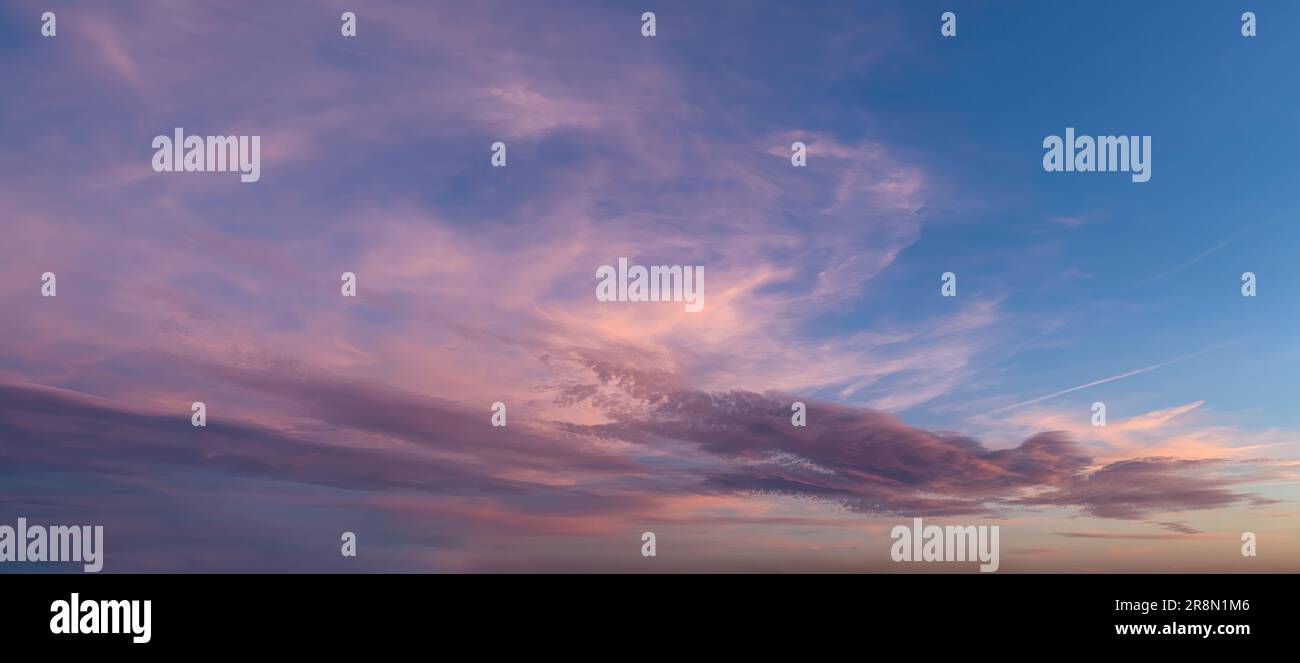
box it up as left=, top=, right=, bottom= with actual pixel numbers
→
left=983, top=343, right=1237, bottom=416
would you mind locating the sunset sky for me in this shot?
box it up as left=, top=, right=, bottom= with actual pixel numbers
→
left=1, top=0, right=1297, bottom=572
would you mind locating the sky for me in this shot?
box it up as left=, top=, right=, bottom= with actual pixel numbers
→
left=1, top=0, right=1298, bottom=572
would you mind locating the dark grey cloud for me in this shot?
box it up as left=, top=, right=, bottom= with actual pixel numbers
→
left=557, top=368, right=1271, bottom=519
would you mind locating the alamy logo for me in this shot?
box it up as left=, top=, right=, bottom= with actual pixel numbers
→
left=0, top=518, right=103, bottom=572
left=890, top=517, right=1000, bottom=572
left=596, top=258, right=704, bottom=312
left=1043, top=128, right=1151, bottom=183
left=50, top=594, right=151, bottom=644
left=152, top=128, right=261, bottom=183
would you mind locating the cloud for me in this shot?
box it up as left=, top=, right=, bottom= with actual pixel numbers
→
left=1020, top=457, right=1265, bottom=520
left=1053, top=531, right=1206, bottom=541
left=1154, top=521, right=1203, bottom=535
left=1048, top=215, right=1090, bottom=228
left=552, top=362, right=1276, bottom=520
left=2, top=362, right=1279, bottom=563
left=2, top=1, right=1296, bottom=571
left=991, top=399, right=1299, bottom=464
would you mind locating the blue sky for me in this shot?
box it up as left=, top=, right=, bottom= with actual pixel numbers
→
left=1, top=0, right=1296, bottom=572
left=766, top=1, right=1300, bottom=434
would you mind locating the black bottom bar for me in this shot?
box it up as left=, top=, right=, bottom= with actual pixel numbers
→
left=1, top=573, right=1288, bottom=653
